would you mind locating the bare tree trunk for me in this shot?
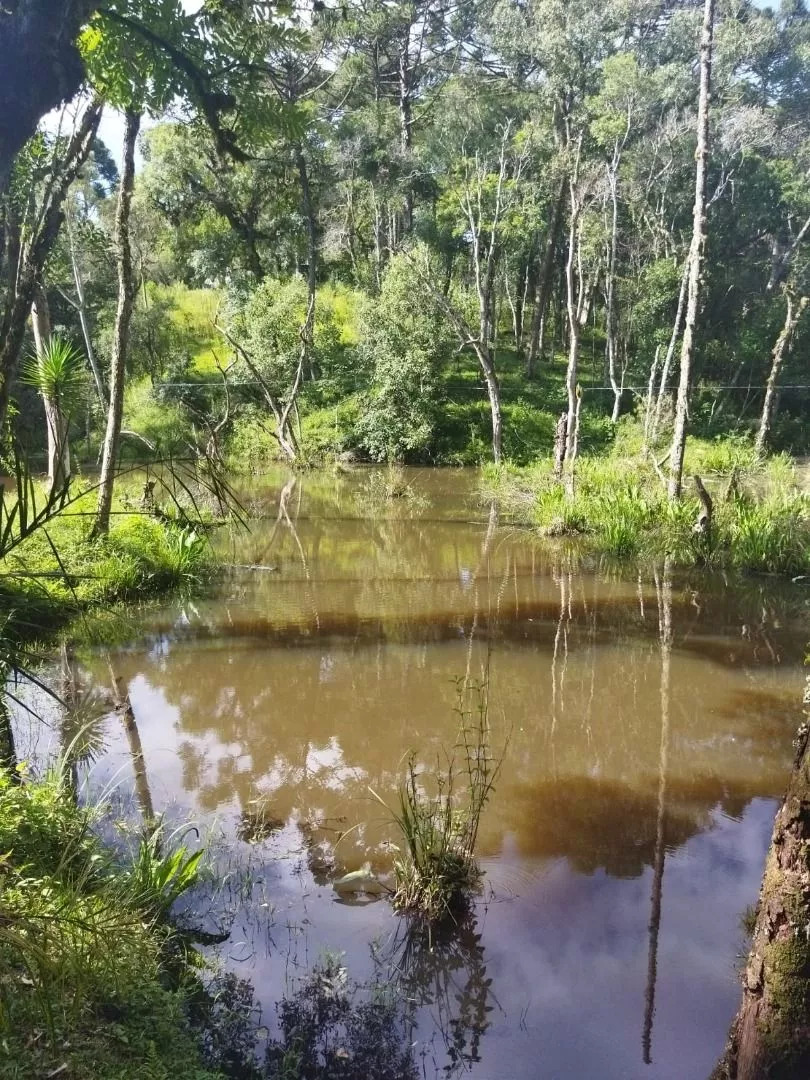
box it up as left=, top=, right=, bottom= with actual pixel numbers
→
left=563, top=142, right=584, bottom=469
left=605, top=133, right=628, bottom=423
left=398, top=31, right=414, bottom=234
left=527, top=178, right=566, bottom=378
left=754, top=293, right=808, bottom=456
left=652, top=258, right=689, bottom=440
left=31, top=284, right=71, bottom=489
left=712, top=682, right=810, bottom=1080
left=668, top=0, right=715, bottom=500
left=67, top=215, right=105, bottom=404
left=296, top=144, right=318, bottom=381
left=93, top=109, right=140, bottom=538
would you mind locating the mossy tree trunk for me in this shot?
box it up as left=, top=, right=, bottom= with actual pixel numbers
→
left=713, top=698, right=810, bottom=1080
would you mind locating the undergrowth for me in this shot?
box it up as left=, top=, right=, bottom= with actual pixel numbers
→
left=0, top=484, right=210, bottom=644
left=0, top=765, right=217, bottom=1080
left=482, top=440, right=810, bottom=576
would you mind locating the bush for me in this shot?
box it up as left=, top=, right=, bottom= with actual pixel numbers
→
left=355, top=251, right=455, bottom=462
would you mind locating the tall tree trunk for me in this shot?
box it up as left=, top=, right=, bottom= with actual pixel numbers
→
left=527, top=178, right=566, bottom=377
left=0, top=0, right=91, bottom=195
left=93, top=109, right=140, bottom=538
left=296, top=144, right=318, bottom=381
left=605, top=160, right=622, bottom=422
left=398, top=32, right=414, bottom=234
left=67, top=215, right=105, bottom=405
left=712, top=681, right=810, bottom=1080
left=754, top=293, right=808, bottom=456
left=652, top=258, right=689, bottom=440
left=668, top=0, right=715, bottom=500
left=563, top=143, right=584, bottom=470
left=31, top=284, right=70, bottom=489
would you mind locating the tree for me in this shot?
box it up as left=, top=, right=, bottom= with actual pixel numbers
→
left=93, top=108, right=139, bottom=537
left=668, top=0, right=716, bottom=500
left=356, top=251, right=453, bottom=461
left=22, top=325, right=86, bottom=489
left=0, top=100, right=102, bottom=433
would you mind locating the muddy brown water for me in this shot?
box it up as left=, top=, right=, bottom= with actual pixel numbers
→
left=29, top=467, right=810, bottom=1079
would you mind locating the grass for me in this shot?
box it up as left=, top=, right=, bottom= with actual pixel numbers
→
left=371, top=678, right=504, bottom=924
left=0, top=764, right=220, bottom=1080
left=0, top=482, right=211, bottom=645
left=481, top=433, right=810, bottom=576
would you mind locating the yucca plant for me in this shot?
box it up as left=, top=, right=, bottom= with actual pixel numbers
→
left=21, top=335, right=86, bottom=490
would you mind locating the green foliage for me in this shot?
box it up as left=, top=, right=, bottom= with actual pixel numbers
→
left=355, top=252, right=455, bottom=462
left=0, top=487, right=210, bottom=643
left=128, top=826, right=203, bottom=919
left=483, top=441, right=810, bottom=576
left=20, top=335, right=87, bottom=413
left=230, top=277, right=340, bottom=397
left=0, top=768, right=221, bottom=1080
left=123, top=378, right=194, bottom=454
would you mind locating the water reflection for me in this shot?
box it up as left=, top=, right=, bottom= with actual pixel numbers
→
left=40, top=468, right=809, bottom=1078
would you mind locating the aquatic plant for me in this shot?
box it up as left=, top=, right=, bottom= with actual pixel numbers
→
left=372, top=678, right=504, bottom=924
left=127, top=823, right=204, bottom=919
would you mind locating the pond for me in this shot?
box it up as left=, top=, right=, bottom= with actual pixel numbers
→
left=23, top=467, right=810, bottom=1079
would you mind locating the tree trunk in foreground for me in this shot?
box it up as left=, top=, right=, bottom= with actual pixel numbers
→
left=93, top=109, right=140, bottom=538
left=754, top=293, right=808, bottom=456
left=668, top=0, right=715, bottom=500
left=712, top=687, right=810, bottom=1080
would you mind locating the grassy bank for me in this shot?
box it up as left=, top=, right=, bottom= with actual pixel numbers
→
left=482, top=433, right=810, bottom=576
left=0, top=484, right=210, bottom=646
left=0, top=766, right=221, bottom=1080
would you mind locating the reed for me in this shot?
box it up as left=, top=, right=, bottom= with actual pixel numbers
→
left=372, top=678, right=504, bottom=924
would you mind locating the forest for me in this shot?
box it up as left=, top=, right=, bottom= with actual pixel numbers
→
left=1, top=1, right=810, bottom=1079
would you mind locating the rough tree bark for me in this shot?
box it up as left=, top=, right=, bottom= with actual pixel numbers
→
left=296, top=144, right=318, bottom=381
left=668, top=0, right=715, bottom=500
left=712, top=688, right=810, bottom=1080
left=754, top=293, right=808, bottom=456
left=93, top=109, right=140, bottom=537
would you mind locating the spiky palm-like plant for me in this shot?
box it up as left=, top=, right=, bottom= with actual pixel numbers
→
left=21, top=335, right=86, bottom=489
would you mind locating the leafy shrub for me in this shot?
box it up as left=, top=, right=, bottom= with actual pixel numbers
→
left=355, top=250, right=455, bottom=462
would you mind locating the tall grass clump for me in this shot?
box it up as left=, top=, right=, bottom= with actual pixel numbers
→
left=372, top=678, right=504, bottom=924
left=719, top=491, right=810, bottom=576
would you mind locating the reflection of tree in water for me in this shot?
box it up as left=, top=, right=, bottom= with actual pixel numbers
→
left=378, top=915, right=493, bottom=1077
left=264, top=957, right=420, bottom=1080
